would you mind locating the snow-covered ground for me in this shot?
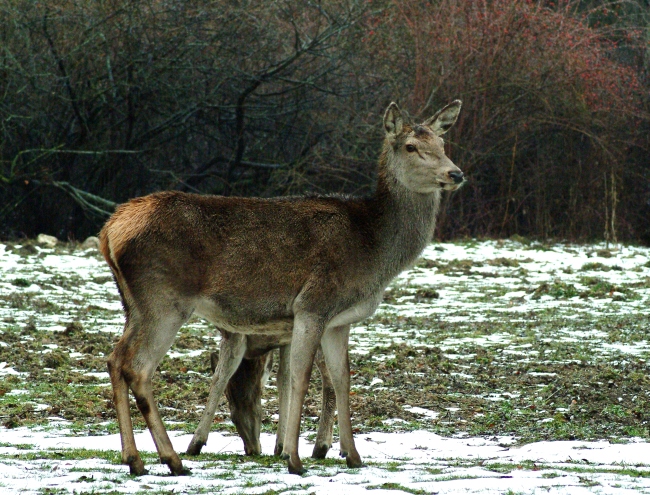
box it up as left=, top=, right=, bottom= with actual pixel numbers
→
left=3, top=427, right=650, bottom=494
left=1, top=238, right=649, bottom=494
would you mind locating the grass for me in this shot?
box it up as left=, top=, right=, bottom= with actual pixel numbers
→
left=0, top=448, right=123, bottom=464
left=366, top=483, right=430, bottom=494
left=1, top=238, right=650, bottom=493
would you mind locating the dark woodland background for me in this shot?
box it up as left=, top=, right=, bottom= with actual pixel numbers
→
left=1, top=0, right=649, bottom=243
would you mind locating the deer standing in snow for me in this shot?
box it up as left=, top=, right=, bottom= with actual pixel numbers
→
left=99, top=100, right=464, bottom=476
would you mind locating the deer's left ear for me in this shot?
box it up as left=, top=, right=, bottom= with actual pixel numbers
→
left=383, top=102, right=404, bottom=138
left=424, top=100, right=462, bottom=135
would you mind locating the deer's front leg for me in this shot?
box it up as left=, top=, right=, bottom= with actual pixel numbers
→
left=312, top=348, right=336, bottom=459
left=320, top=324, right=362, bottom=468
left=281, top=314, right=323, bottom=475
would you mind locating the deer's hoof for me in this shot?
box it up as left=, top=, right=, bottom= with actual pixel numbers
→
left=288, top=461, right=307, bottom=475
left=311, top=443, right=331, bottom=459
left=127, top=457, right=148, bottom=476
left=284, top=452, right=307, bottom=475
left=345, top=451, right=363, bottom=469
left=186, top=440, right=204, bottom=456
left=169, top=464, right=192, bottom=476
left=244, top=442, right=262, bottom=456
left=163, top=456, right=189, bottom=476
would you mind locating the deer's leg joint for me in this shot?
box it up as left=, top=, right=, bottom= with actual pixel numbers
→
left=134, top=395, right=150, bottom=415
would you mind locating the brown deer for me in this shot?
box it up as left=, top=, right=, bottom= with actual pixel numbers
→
left=215, top=345, right=337, bottom=459
left=99, top=100, right=464, bottom=476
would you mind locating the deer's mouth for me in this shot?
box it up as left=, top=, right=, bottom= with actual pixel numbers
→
left=439, top=180, right=466, bottom=191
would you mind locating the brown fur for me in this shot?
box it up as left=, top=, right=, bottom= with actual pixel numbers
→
left=99, top=196, right=160, bottom=313
left=100, top=196, right=158, bottom=266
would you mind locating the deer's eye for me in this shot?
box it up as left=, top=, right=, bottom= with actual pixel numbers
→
left=405, top=144, right=417, bottom=153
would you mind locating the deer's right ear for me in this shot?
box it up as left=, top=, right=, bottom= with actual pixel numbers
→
left=383, top=102, right=403, bottom=137
left=424, top=100, right=462, bottom=135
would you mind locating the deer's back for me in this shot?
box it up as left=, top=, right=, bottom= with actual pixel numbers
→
left=101, top=191, right=383, bottom=326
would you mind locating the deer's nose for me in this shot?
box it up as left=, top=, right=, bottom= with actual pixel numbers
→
left=449, top=171, right=464, bottom=184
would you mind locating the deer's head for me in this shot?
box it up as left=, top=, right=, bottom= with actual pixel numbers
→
left=383, top=100, right=464, bottom=193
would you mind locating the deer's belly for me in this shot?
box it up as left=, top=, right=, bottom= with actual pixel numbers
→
left=194, top=291, right=381, bottom=336
left=217, top=318, right=294, bottom=337
left=194, top=298, right=294, bottom=337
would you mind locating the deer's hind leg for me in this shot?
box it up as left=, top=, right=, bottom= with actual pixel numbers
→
left=107, top=334, right=143, bottom=475
left=107, top=301, right=193, bottom=476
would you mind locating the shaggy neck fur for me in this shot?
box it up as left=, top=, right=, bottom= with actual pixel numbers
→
left=367, top=143, right=442, bottom=286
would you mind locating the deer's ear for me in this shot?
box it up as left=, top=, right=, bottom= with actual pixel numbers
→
left=424, top=100, right=462, bottom=135
left=383, top=102, right=403, bottom=137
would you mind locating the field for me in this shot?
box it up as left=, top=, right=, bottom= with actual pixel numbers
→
left=1, top=238, right=650, bottom=494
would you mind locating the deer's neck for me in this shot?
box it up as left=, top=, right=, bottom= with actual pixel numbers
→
left=368, top=147, right=441, bottom=283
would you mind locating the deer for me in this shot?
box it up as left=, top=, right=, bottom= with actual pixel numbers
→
left=214, top=345, right=337, bottom=459
left=98, top=99, right=465, bottom=476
